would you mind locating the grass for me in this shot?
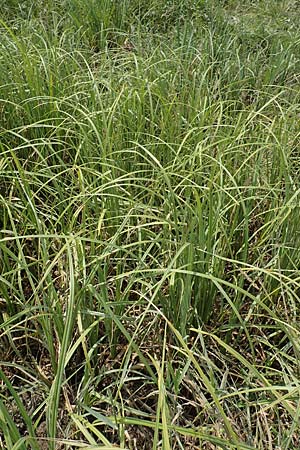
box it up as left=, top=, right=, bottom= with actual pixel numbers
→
left=0, top=0, right=300, bottom=448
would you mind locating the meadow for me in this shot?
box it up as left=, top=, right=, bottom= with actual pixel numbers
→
left=1, top=1, right=300, bottom=448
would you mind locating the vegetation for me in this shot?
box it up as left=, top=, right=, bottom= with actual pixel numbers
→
left=1, top=0, right=300, bottom=448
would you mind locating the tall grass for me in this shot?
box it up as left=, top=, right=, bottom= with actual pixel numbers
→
left=1, top=0, right=300, bottom=448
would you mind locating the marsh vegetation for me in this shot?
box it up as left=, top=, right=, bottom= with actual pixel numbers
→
left=1, top=1, right=300, bottom=448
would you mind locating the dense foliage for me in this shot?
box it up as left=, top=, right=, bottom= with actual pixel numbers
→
left=1, top=1, right=300, bottom=449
